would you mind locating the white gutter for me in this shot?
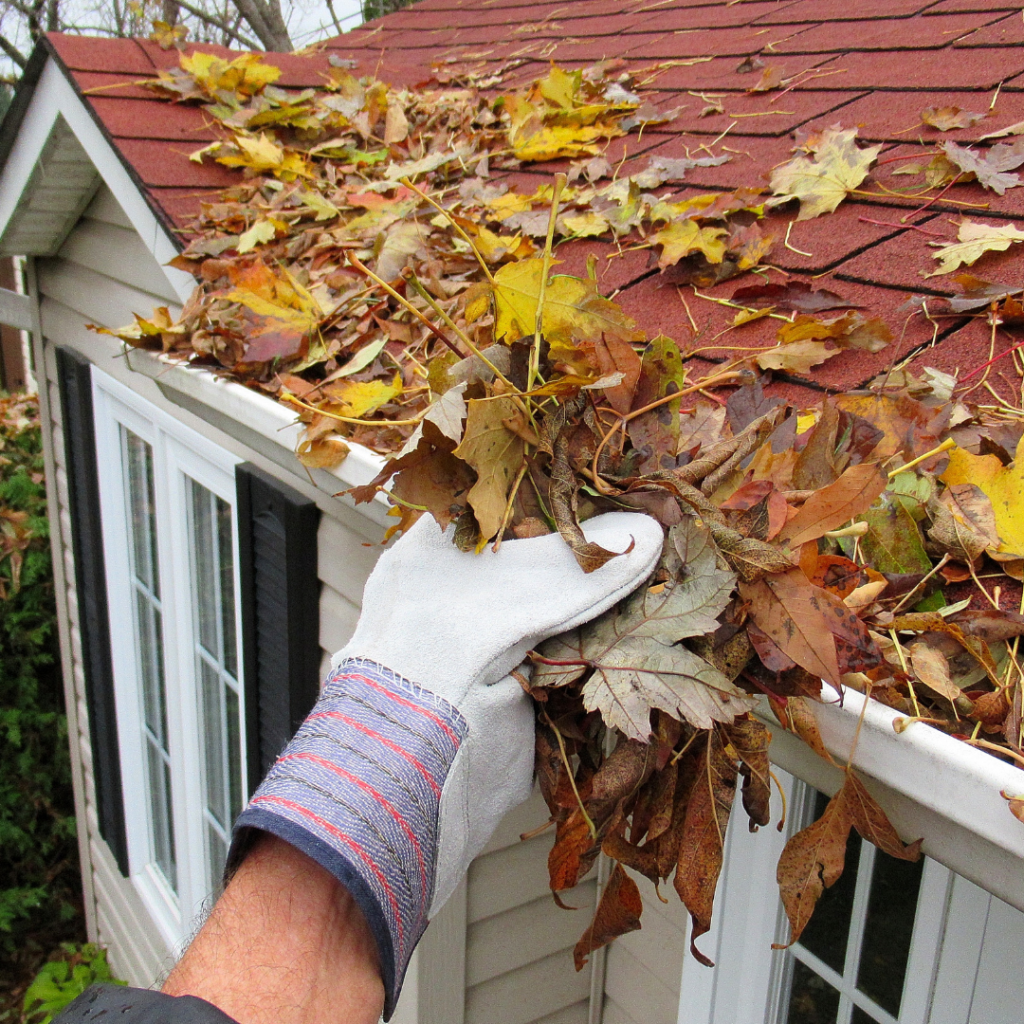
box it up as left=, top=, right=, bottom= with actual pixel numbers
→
left=126, top=351, right=392, bottom=527
left=760, top=685, right=1024, bottom=912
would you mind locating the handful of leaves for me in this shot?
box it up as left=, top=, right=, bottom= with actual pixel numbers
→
left=101, top=48, right=1024, bottom=968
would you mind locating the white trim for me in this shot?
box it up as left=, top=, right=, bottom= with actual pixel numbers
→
left=758, top=686, right=1024, bottom=913
left=0, top=285, right=33, bottom=330
left=0, top=58, right=194, bottom=302
left=92, top=365, right=244, bottom=950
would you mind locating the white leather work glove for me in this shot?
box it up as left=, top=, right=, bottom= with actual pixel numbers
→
left=230, top=511, right=662, bottom=1019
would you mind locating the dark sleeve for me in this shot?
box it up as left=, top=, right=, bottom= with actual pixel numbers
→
left=53, top=984, right=239, bottom=1024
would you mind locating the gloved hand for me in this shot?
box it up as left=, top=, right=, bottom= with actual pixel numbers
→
left=230, top=511, right=662, bottom=1019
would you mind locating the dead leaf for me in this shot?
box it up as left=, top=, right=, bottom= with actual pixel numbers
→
left=453, top=396, right=526, bottom=541
left=675, top=729, right=737, bottom=965
left=780, top=463, right=887, bottom=548
left=929, top=218, right=1024, bottom=276
left=573, top=864, right=644, bottom=969
left=770, top=127, right=883, bottom=220
left=776, top=771, right=920, bottom=946
left=740, top=568, right=842, bottom=686
left=922, top=106, right=986, bottom=132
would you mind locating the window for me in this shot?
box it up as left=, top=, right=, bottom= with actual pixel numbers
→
left=772, top=785, right=950, bottom=1024
left=92, top=368, right=244, bottom=944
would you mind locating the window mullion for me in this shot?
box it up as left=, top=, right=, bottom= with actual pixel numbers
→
left=839, top=839, right=876, bottom=1023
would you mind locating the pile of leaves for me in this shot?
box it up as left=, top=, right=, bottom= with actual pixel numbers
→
left=98, top=49, right=1024, bottom=968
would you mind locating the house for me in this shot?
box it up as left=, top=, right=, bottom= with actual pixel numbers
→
left=1, top=1, right=1023, bottom=1022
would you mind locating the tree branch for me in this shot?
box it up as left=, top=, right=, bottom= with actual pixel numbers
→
left=175, top=0, right=260, bottom=49
left=0, top=33, right=28, bottom=68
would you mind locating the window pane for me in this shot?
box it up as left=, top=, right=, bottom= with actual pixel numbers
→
left=217, top=497, right=237, bottom=679
left=797, top=793, right=861, bottom=973
left=856, top=849, right=924, bottom=1015
left=191, top=482, right=219, bottom=657
left=786, top=959, right=840, bottom=1024
left=850, top=1008, right=878, bottom=1024
left=201, top=659, right=227, bottom=829
left=123, top=427, right=176, bottom=892
left=146, top=737, right=176, bottom=890
left=206, top=822, right=228, bottom=899
left=125, top=430, right=159, bottom=596
left=188, top=477, right=243, bottom=894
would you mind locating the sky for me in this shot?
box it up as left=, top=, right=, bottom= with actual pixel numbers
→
left=0, top=0, right=368, bottom=80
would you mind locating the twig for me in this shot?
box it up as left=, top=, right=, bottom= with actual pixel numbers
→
left=530, top=173, right=567, bottom=394
left=857, top=216, right=947, bottom=239
left=890, top=553, right=951, bottom=614
left=347, top=253, right=464, bottom=357
left=887, top=437, right=955, bottom=477
left=491, top=461, right=529, bottom=553
left=902, top=172, right=962, bottom=222
left=543, top=712, right=598, bottom=842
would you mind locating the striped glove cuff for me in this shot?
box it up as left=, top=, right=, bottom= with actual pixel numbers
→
left=229, top=658, right=467, bottom=1020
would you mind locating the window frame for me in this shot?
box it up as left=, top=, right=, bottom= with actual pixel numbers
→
left=92, top=367, right=244, bottom=947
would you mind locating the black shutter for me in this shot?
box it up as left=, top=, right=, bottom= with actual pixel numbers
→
left=236, top=464, right=321, bottom=792
left=56, top=347, right=128, bottom=875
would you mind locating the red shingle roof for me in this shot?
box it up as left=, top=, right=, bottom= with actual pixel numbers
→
left=39, top=0, right=1024, bottom=401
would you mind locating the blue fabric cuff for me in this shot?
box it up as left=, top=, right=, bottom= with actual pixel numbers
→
left=229, top=658, right=467, bottom=1020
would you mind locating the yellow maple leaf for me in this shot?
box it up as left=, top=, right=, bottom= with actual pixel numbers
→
left=324, top=374, right=404, bottom=419
left=511, top=123, right=617, bottom=162
left=927, top=219, right=1024, bottom=276
left=491, top=258, right=644, bottom=360
left=181, top=51, right=280, bottom=100
left=651, top=220, right=729, bottom=268
left=941, top=439, right=1024, bottom=556
left=216, top=133, right=311, bottom=180
left=770, top=127, right=882, bottom=220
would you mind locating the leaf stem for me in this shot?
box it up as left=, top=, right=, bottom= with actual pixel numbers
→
left=886, top=437, right=955, bottom=477
left=491, top=460, right=529, bottom=553
left=399, top=176, right=497, bottom=287
left=405, top=272, right=517, bottom=389
left=281, top=390, right=426, bottom=427
left=530, top=172, right=567, bottom=394
left=347, top=253, right=464, bottom=357
left=543, top=711, right=598, bottom=842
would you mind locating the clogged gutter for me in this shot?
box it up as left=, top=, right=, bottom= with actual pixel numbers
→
left=96, top=47, right=1024, bottom=967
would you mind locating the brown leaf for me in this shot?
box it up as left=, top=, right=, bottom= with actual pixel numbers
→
left=780, top=463, right=887, bottom=547
left=909, top=641, right=962, bottom=705
left=550, top=401, right=620, bottom=573
left=1004, top=791, right=1024, bottom=824
left=776, top=772, right=920, bottom=946
left=922, top=106, right=987, bottom=132
left=549, top=807, right=599, bottom=893
left=729, top=716, right=772, bottom=830
left=773, top=695, right=837, bottom=766
left=949, top=608, right=1024, bottom=642
left=453, top=396, right=526, bottom=541
left=748, top=64, right=784, bottom=94
left=674, top=729, right=737, bottom=965
left=593, top=332, right=642, bottom=416
left=731, top=281, right=860, bottom=314
left=740, top=568, right=842, bottom=685
left=573, top=864, right=644, bottom=970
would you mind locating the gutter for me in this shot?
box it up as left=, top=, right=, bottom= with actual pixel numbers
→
left=759, top=685, right=1024, bottom=913
left=131, top=349, right=1024, bottom=907
left=125, top=350, right=391, bottom=526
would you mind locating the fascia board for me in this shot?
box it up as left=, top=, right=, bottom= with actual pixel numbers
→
left=124, top=348, right=391, bottom=526
left=0, top=57, right=194, bottom=304
left=759, top=686, right=1024, bottom=912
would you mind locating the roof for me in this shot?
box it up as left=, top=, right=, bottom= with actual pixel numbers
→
left=8, top=0, right=1024, bottom=403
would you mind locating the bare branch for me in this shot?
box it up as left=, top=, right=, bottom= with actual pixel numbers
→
left=232, top=0, right=291, bottom=51
left=175, top=0, right=260, bottom=49
left=0, top=33, right=27, bottom=69
left=324, top=0, right=344, bottom=36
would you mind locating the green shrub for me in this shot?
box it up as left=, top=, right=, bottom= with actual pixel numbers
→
left=21, top=944, right=124, bottom=1024
left=0, top=394, right=82, bottom=1015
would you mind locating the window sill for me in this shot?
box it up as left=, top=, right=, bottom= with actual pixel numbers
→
left=758, top=685, right=1024, bottom=913
left=128, top=350, right=391, bottom=526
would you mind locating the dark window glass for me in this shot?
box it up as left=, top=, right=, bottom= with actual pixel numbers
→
left=787, top=959, right=840, bottom=1024
left=850, top=1006, right=877, bottom=1024
left=856, top=847, right=924, bottom=1015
